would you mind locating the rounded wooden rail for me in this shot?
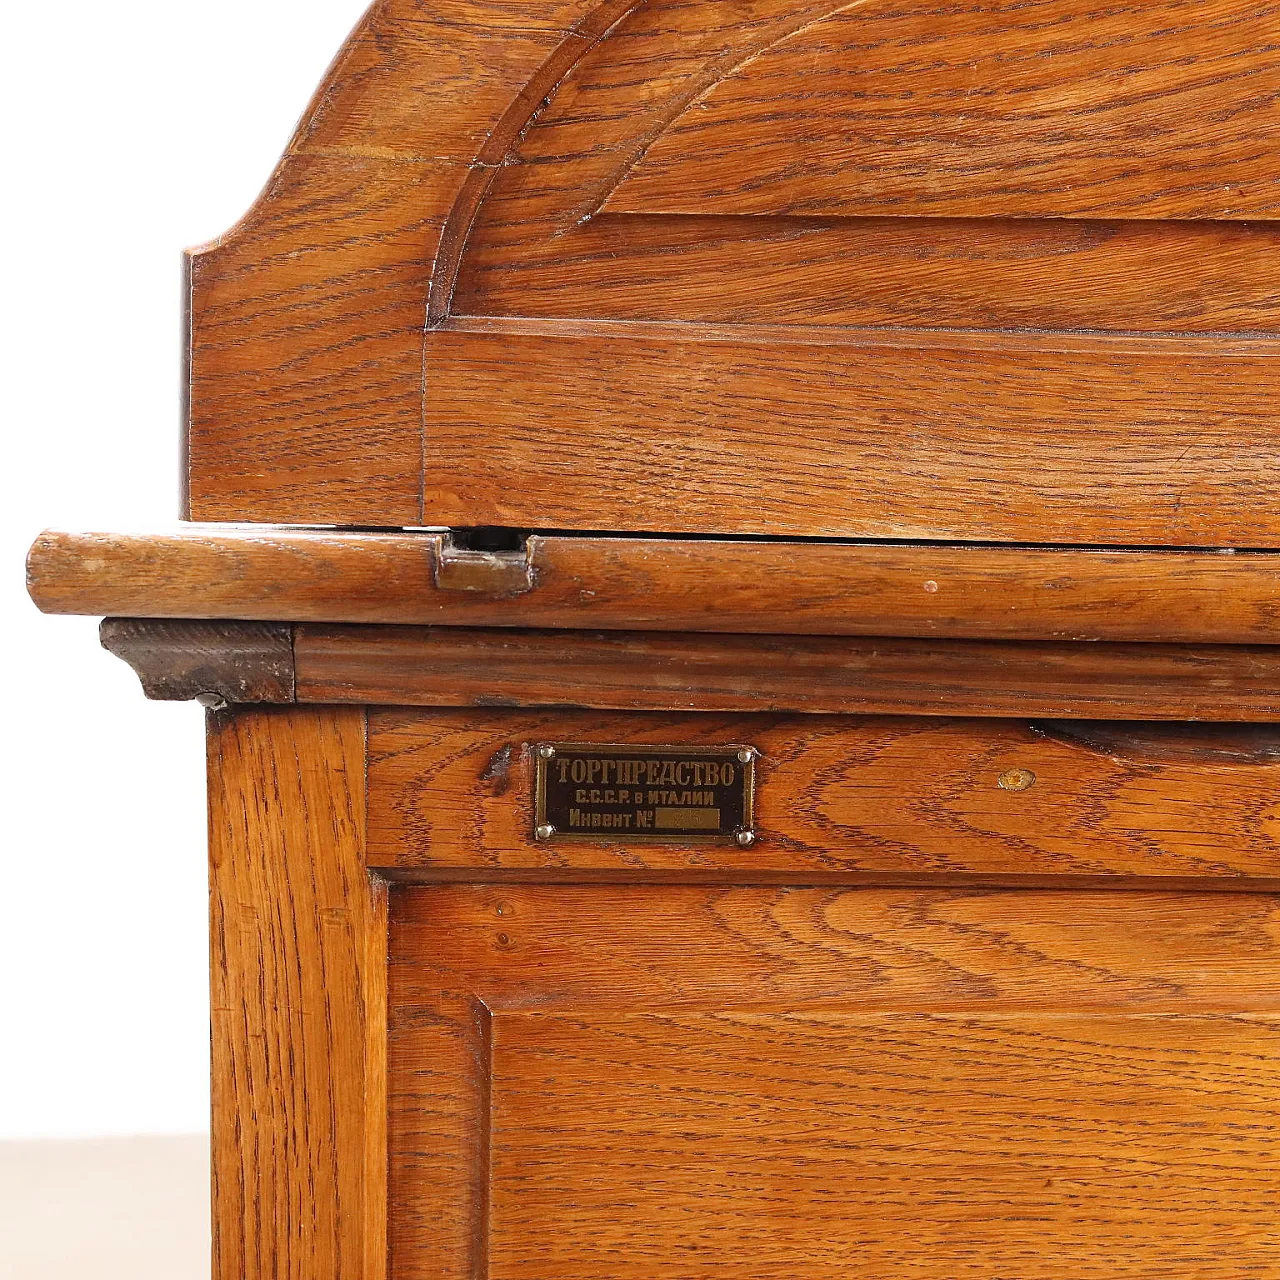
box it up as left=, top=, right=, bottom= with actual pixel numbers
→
left=26, top=526, right=1280, bottom=644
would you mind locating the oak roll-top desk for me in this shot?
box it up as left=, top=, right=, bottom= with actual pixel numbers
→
left=25, top=2, right=1280, bottom=1276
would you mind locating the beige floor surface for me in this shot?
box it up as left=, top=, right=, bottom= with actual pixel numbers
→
left=1, top=1135, right=209, bottom=1279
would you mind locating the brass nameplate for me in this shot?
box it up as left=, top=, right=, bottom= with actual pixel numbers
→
left=534, top=743, right=757, bottom=845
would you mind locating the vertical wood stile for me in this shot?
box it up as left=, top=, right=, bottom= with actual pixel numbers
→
left=208, top=706, right=385, bottom=1280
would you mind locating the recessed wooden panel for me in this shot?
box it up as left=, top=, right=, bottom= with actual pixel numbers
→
left=367, top=710, right=1280, bottom=881
left=455, top=215, right=1280, bottom=333
left=458, top=0, right=1280, bottom=334
left=424, top=323, right=1279, bottom=544
left=607, top=0, right=1280, bottom=221
left=487, top=1011, right=1280, bottom=1278
left=388, top=884, right=1280, bottom=1280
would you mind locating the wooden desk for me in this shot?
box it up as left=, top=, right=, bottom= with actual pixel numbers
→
left=29, top=1, right=1280, bottom=1275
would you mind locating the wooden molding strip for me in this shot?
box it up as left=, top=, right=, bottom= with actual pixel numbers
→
left=97, top=618, right=1280, bottom=720
left=293, top=625, right=1280, bottom=720
left=29, top=526, right=1280, bottom=644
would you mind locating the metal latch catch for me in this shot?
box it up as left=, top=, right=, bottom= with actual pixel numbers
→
left=433, top=532, right=535, bottom=596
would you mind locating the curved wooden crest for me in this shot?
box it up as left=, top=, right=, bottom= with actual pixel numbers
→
left=187, top=0, right=1280, bottom=544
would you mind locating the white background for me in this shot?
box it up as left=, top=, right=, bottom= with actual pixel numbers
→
left=3, top=0, right=371, bottom=1140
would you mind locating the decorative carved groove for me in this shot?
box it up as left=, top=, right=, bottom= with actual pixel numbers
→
left=456, top=0, right=858, bottom=251
left=427, top=0, right=643, bottom=324
left=100, top=619, right=296, bottom=705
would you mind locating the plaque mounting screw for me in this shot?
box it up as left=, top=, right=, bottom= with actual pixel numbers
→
left=535, top=824, right=556, bottom=841
left=736, top=830, right=756, bottom=847
left=737, top=748, right=756, bottom=764
left=998, top=768, right=1036, bottom=793
left=538, top=745, right=556, bottom=760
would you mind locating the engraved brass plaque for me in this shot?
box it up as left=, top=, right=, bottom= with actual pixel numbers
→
left=534, top=743, right=757, bottom=844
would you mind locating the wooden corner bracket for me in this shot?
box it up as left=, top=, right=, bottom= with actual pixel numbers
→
left=100, top=619, right=296, bottom=706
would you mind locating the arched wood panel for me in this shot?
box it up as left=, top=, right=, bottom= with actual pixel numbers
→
left=185, top=0, right=627, bottom=524
left=454, top=0, right=1280, bottom=331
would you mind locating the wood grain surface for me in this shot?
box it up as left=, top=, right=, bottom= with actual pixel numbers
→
left=460, top=0, right=1280, bottom=330
left=208, top=707, right=386, bottom=1280
left=456, top=214, right=1280, bottom=333
left=124, top=6, right=1280, bottom=1275
left=390, top=885, right=1280, bottom=1014
left=182, top=0, right=1280, bottom=540
left=437, top=0, right=1280, bottom=545
left=367, top=709, right=1280, bottom=881
left=295, top=625, right=1280, bottom=721
left=75, top=613, right=1280, bottom=719
left=389, top=883, right=1280, bottom=1279
left=485, top=1011, right=1279, bottom=1278
left=30, top=527, right=1280, bottom=644
left=187, top=152, right=447, bottom=525
left=185, top=0, right=609, bottom=523
left=424, top=322, right=1280, bottom=544
left=607, top=0, right=1280, bottom=221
